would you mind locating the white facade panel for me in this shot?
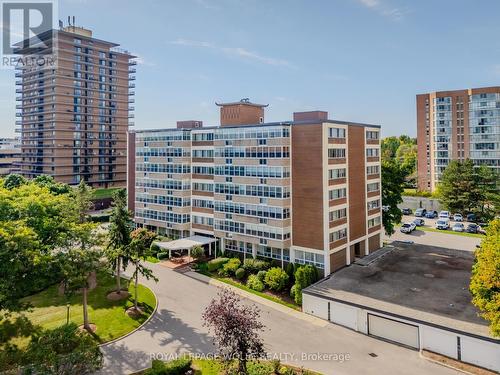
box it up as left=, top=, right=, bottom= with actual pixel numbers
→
left=421, top=326, right=457, bottom=359
left=368, top=314, right=419, bottom=349
left=461, top=335, right=500, bottom=372
left=331, top=301, right=358, bottom=330
left=302, top=294, right=329, bottom=320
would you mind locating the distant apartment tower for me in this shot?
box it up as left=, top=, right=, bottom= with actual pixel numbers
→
left=15, top=25, right=135, bottom=186
left=417, top=86, right=500, bottom=191
left=128, top=100, right=382, bottom=275
left=0, top=138, right=21, bottom=176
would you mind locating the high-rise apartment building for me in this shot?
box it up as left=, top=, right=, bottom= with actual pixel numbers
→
left=128, top=100, right=382, bottom=275
left=0, top=138, right=21, bottom=176
left=417, top=86, right=500, bottom=191
left=15, top=25, right=135, bottom=186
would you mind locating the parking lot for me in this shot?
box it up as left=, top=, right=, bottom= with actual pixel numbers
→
left=386, top=211, right=483, bottom=252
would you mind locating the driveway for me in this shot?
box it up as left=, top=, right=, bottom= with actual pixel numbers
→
left=100, top=264, right=460, bottom=375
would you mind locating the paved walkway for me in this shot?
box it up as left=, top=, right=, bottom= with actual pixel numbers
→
left=100, top=264, right=460, bottom=375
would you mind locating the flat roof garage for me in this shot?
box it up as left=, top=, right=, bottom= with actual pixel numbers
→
left=302, top=242, right=500, bottom=372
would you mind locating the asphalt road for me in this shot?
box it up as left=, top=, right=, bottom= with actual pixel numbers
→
left=99, top=263, right=460, bottom=375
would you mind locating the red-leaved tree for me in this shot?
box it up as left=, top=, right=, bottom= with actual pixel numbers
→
left=202, top=290, right=265, bottom=374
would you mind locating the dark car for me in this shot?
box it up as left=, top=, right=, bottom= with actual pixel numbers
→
left=415, top=208, right=427, bottom=217
left=413, top=218, right=425, bottom=226
left=425, top=210, right=438, bottom=219
left=401, top=208, right=412, bottom=215
left=466, top=213, right=477, bottom=222
left=466, top=223, right=480, bottom=234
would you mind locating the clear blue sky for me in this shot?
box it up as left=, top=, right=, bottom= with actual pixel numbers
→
left=1, top=0, right=499, bottom=138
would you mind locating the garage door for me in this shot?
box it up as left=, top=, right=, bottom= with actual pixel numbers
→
left=331, top=302, right=358, bottom=330
left=368, top=314, right=419, bottom=349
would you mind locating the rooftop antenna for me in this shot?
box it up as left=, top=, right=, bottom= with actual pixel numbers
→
left=72, top=16, right=75, bottom=27
left=58, top=19, right=63, bottom=29
left=67, top=16, right=71, bottom=26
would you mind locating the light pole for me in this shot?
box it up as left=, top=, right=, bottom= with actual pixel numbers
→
left=66, top=303, right=70, bottom=325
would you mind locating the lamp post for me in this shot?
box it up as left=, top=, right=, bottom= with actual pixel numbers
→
left=66, top=303, right=70, bottom=325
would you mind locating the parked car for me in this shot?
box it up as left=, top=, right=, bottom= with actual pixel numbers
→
left=452, top=223, right=465, bottom=232
left=466, top=223, right=486, bottom=234
left=413, top=218, right=425, bottom=226
left=415, top=208, right=427, bottom=217
left=436, top=218, right=450, bottom=230
left=400, top=222, right=416, bottom=233
left=401, top=208, right=413, bottom=215
left=466, top=213, right=477, bottom=222
left=439, top=211, right=450, bottom=219
left=453, top=213, right=463, bottom=222
left=425, top=210, right=438, bottom=219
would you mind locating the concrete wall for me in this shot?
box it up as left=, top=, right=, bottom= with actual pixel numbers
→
left=399, top=196, right=442, bottom=212
left=303, top=293, right=500, bottom=372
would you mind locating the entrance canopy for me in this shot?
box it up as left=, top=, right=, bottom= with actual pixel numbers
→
left=156, top=235, right=217, bottom=251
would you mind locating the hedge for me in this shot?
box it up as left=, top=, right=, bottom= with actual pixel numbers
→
left=207, top=257, right=230, bottom=272
left=157, top=252, right=169, bottom=260
left=243, top=258, right=270, bottom=274
left=235, top=267, right=246, bottom=280
left=246, top=274, right=265, bottom=292
left=145, top=357, right=192, bottom=375
left=218, top=258, right=241, bottom=277
left=264, top=267, right=289, bottom=291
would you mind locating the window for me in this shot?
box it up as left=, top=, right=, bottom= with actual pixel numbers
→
left=366, top=148, right=379, bottom=157
left=329, top=188, right=346, bottom=200
left=328, top=128, right=346, bottom=139
left=329, top=168, right=346, bottom=179
left=367, top=182, right=380, bottom=193
left=294, top=250, right=324, bottom=269
left=366, top=165, right=379, bottom=175
left=329, top=228, right=347, bottom=242
left=329, top=208, right=347, bottom=222
left=366, top=131, right=379, bottom=140
left=367, top=199, right=380, bottom=210
left=368, top=216, right=381, bottom=228
left=328, top=148, right=346, bottom=158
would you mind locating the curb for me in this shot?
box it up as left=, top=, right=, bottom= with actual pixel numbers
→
left=419, top=352, right=473, bottom=375
left=190, top=271, right=328, bottom=328
left=99, top=285, right=159, bottom=348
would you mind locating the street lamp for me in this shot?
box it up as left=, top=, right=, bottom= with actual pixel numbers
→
left=66, top=303, right=70, bottom=325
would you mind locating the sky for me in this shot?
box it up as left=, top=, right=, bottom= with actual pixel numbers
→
left=1, top=0, right=500, bottom=138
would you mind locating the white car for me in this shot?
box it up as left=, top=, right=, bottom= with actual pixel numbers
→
left=452, top=223, right=465, bottom=232
left=453, top=213, right=463, bottom=222
left=400, top=222, right=416, bottom=234
left=436, top=218, right=450, bottom=230
left=439, top=211, right=450, bottom=219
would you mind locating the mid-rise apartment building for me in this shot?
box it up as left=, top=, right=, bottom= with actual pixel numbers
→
left=0, top=138, right=21, bottom=176
left=128, top=100, right=382, bottom=275
left=15, top=25, right=135, bottom=186
left=417, top=86, right=500, bottom=191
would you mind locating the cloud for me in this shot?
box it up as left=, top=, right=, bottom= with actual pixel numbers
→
left=169, top=38, right=295, bottom=68
left=356, top=0, right=409, bottom=20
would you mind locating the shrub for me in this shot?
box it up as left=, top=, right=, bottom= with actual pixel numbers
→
left=264, top=267, right=289, bottom=291
left=150, top=242, right=161, bottom=255
left=243, top=258, right=270, bottom=274
left=207, top=257, right=230, bottom=272
left=290, top=284, right=297, bottom=299
left=145, top=357, right=192, bottom=375
left=191, top=246, right=204, bottom=260
left=157, top=252, right=169, bottom=260
left=246, top=274, right=265, bottom=292
left=257, top=270, right=267, bottom=282
left=235, top=267, right=246, bottom=280
left=285, top=263, right=295, bottom=282
left=218, top=258, right=241, bottom=277
left=293, top=264, right=319, bottom=305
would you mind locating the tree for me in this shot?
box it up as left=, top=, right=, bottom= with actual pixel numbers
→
left=61, top=246, right=102, bottom=331
left=24, top=323, right=103, bottom=374
left=293, top=265, right=318, bottom=305
left=128, top=228, right=158, bottom=312
left=381, top=160, right=405, bottom=235
left=470, top=219, right=500, bottom=337
left=33, top=175, right=71, bottom=195
left=202, top=290, right=265, bottom=374
left=2, top=174, right=26, bottom=190
left=74, top=180, right=94, bottom=224
left=106, top=189, right=133, bottom=295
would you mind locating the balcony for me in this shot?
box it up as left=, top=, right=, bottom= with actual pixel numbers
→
left=129, top=83, right=136, bottom=89
left=129, top=68, right=136, bottom=74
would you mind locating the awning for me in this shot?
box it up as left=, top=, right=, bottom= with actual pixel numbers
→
left=155, top=235, right=217, bottom=251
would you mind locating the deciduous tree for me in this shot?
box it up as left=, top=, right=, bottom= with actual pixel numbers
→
left=381, top=160, right=405, bottom=235
left=470, top=219, right=500, bottom=337
left=202, top=291, right=265, bottom=374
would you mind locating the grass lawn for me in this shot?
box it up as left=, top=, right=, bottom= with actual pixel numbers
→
left=417, top=226, right=484, bottom=239
left=18, top=272, right=156, bottom=345
left=92, top=187, right=122, bottom=200
left=196, top=266, right=300, bottom=311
